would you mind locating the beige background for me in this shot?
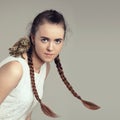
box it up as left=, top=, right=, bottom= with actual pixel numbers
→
left=0, top=0, right=120, bottom=120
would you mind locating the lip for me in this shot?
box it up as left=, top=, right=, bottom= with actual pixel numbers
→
left=45, top=53, right=54, bottom=56
left=44, top=53, right=54, bottom=58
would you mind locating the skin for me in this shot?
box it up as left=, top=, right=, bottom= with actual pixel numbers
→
left=0, top=22, right=64, bottom=120
left=31, top=22, right=64, bottom=73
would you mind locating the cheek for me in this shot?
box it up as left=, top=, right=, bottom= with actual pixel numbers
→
left=34, top=42, right=43, bottom=53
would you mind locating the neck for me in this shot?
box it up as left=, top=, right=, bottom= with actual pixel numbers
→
left=31, top=51, right=45, bottom=73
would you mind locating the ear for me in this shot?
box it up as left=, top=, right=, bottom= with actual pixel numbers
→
left=30, top=34, right=35, bottom=45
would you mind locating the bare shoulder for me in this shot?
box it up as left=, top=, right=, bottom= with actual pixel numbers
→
left=0, top=61, right=23, bottom=88
left=0, top=61, right=23, bottom=103
left=0, top=61, right=23, bottom=77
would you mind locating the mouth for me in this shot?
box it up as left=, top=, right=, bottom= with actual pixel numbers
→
left=44, top=53, right=54, bottom=57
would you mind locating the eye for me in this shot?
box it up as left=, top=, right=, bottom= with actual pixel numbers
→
left=41, top=38, right=49, bottom=43
left=55, top=39, right=62, bottom=44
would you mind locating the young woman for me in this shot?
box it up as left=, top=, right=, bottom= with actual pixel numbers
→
left=0, top=10, right=100, bottom=120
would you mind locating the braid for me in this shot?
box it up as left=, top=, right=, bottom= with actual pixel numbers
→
left=9, top=37, right=58, bottom=117
left=27, top=52, right=58, bottom=118
left=54, top=55, right=100, bottom=110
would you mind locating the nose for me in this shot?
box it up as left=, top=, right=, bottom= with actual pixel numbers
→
left=47, top=42, right=54, bottom=51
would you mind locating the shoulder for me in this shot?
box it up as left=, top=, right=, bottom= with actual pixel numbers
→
left=0, top=61, right=23, bottom=103
left=0, top=61, right=23, bottom=87
left=1, top=60, right=23, bottom=74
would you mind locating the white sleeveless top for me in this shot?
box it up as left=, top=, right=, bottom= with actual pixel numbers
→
left=0, top=56, right=47, bottom=120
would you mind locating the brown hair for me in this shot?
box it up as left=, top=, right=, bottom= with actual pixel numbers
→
left=27, top=52, right=100, bottom=118
left=27, top=51, right=58, bottom=117
left=9, top=9, right=100, bottom=118
left=9, top=37, right=100, bottom=117
left=9, top=37, right=58, bottom=117
left=54, top=55, right=100, bottom=110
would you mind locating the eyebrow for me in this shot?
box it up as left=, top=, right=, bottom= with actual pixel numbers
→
left=40, top=36, right=63, bottom=40
left=40, top=36, right=49, bottom=40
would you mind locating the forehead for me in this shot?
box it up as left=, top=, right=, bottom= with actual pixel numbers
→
left=36, top=23, right=64, bottom=38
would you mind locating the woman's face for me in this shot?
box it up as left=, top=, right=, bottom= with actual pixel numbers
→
left=32, top=22, right=64, bottom=63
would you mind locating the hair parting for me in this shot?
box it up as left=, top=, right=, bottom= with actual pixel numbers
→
left=27, top=52, right=58, bottom=118
left=54, top=55, right=100, bottom=110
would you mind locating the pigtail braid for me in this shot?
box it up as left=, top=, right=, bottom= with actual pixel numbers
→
left=54, top=55, right=100, bottom=110
left=27, top=52, right=58, bottom=118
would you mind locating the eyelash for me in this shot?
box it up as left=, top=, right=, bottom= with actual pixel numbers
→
left=40, top=38, right=62, bottom=44
left=55, top=39, right=62, bottom=44
left=41, top=38, right=48, bottom=43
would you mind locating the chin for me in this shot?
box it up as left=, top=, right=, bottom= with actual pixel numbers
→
left=41, top=55, right=57, bottom=63
left=43, top=58, right=54, bottom=63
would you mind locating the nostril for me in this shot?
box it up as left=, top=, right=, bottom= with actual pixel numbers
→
left=47, top=43, right=54, bottom=51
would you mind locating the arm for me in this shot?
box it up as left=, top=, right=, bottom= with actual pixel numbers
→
left=26, top=112, right=32, bottom=120
left=45, top=62, right=50, bottom=79
left=0, top=61, right=23, bottom=104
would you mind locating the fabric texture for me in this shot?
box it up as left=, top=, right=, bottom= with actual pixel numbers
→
left=0, top=56, right=46, bottom=120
